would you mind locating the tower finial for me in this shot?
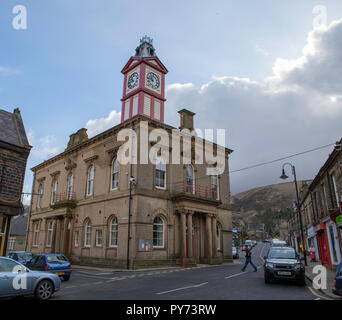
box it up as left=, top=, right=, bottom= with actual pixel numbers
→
left=135, top=35, right=155, bottom=57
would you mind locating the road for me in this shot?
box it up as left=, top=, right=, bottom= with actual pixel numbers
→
left=51, top=243, right=328, bottom=300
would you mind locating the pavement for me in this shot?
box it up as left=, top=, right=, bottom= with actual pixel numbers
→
left=304, top=259, right=342, bottom=300
left=49, top=243, right=333, bottom=300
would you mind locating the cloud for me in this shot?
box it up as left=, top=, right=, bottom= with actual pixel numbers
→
left=254, top=44, right=270, bottom=57
left=269, top=19, right=342, bottom=96
left=165, top=19, right=342, bottom=194
left=85, top=110, right=121, bottom=137
left=0, top=66, right=20, bottom=76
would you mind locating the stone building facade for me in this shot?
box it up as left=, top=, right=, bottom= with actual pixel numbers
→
left=288, top=140, right=342, bottom=268
left=26, top=38, right=233, bottom=268
left=0, top=108, right=31, bottom=256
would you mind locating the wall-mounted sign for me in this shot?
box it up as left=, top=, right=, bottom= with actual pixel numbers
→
left=0, top=163, right=22, bottom=204
left=138, top=239, right=152, bottom=252
left=336, top=215, right=342, bottom=228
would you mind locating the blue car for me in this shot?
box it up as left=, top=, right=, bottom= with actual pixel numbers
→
left=333, top=260, right=342, bottom=296
left=0, top=257, right=60, bottom=300
left=7, top=251, right=33, bottom=264
left=25, top=254, right=72, bottom=281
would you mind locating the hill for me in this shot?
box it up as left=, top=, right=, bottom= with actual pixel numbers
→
left=232, top=182, right=300, bottom=239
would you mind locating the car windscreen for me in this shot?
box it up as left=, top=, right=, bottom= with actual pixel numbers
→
left=268, top=248, right=296, bottom=259
left=46, top=255, right=68, bottom=264
left=17, top=253, right=32, bottom=260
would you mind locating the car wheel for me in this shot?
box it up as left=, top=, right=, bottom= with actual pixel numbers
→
left=264, top=273, right=271, bottom=284
left=35, top=280, right=54, bottom=300
left=63, top=275, right=70, bottom=281
left=297, top=278, right=306, bottom=286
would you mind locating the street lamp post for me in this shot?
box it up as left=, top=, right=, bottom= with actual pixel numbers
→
left=280, top=163, right=307, bottom=266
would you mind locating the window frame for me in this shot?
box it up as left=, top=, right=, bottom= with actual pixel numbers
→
left=152, top=216, right=165, bottom=248
left=67, top=173, right=74, bottom=200
left=185, top=164, right=195, bottom=194
left=109, top=217, right=118, bottom=247
left=87, top=165, right=94, bottom=196
left=84, top=220, right=92, bottom=247
left=33, top=222, right=40, bottom=247
left=46, top=221, right=53, bottom=247
left=95, top=229, right=103, bottom=247
left=111, top=158, right=119, bottom=190
left=155, top=155, right=166, bottom=190
left=37, top=184, right=43, bottom=209
left=211, top=175, right=219, bottom=200
left=51, top=179, right=58, bottom=205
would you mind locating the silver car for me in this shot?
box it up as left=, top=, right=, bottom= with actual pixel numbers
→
left=0, top=257, right=61, bottom=300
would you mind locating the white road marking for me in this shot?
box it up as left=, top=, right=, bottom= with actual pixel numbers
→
left=156, top=282, right=208, bottom=295
left=95, top=273, right=113, bottom=276
left=225, top=272, right=246, bottom=279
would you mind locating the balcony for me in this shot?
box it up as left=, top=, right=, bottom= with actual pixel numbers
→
left=172, top=181, right=220, bottom=204
left=50, top=192, right=77, bottom=210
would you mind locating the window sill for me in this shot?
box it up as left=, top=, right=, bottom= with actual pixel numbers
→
left=155, top=186, right=166, bottom=190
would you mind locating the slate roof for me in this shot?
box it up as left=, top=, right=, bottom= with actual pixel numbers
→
left=10, top=214, right=28, bottom=236
left=0, top=108, right=30, bottom=148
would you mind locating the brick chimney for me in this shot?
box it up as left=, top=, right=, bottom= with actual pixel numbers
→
left=178, top=109, right=195, bottom=131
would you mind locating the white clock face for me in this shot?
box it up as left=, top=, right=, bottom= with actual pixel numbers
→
left=127, top=72, right=139, bottom=90
left=146, top=72, right=160, bottom=89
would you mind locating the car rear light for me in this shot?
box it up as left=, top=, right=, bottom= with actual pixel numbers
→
left=44, top=264, right=51, bottom=270
left=68, top=264, right=72, bottom=268
left=334, top=277, right=336, bottom=288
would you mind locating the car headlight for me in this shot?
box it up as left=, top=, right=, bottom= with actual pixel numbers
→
left=266, top=262, right=274, bottom=269
left=294, top=263, right=302, bottom=270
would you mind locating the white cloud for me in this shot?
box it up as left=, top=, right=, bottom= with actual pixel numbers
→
left=85, top=110, right=121, bottom=137
left=165, top=19, right=342, bottom=194
left=0, top=66, right=20, bottom=76
left=254, top=44, right=270, bottom=57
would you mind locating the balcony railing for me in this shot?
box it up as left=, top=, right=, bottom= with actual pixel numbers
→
left=51, top=192, right=77, bottom=209
left=173, top=181, right=219, bottom=201
left=55, top=192, right=76, bottom=202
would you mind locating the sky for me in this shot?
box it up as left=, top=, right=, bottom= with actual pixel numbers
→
left=1, top=0, right=342, bottom=203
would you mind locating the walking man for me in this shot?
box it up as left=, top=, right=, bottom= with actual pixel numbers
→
left=242, top=244, right=257, bottom=272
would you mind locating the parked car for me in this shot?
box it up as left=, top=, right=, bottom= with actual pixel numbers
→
left=232, top=246, right=239, bottom=259
left=7, top=251, right=33, bottom=264
left=0, top=256, right=60, bottom=300
left=271, top=240, right=287, bottom=247
left=263, top=246, right=305, bottom=285
left=242, top=240, right=252, bottom=251
left=25, top=254, right=72, bottom=281
left=251, top=240, right=257, bottom=247
left=332, top=260, right=342, bottom=296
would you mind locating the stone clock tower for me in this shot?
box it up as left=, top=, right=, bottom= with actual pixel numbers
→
left=120, top=36, right=168, bottom=123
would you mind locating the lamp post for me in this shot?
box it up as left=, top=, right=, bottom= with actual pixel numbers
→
left=280, top=163, right=307, bottom=266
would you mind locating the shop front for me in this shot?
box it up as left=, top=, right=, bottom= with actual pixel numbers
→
left=314, top=220, right=331, bottom=268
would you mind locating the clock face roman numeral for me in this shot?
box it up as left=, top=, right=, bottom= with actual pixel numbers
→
left=127, top=72, right=139, bottom=89
left=146, top=72, right=160, bottom=89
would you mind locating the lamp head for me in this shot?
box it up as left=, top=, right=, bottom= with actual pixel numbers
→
left=280, top=168, right=289, bottom=180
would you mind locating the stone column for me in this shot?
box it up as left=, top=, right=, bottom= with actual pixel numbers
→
left=180, top=211, right=187, bottom=258
left=187, top=212, right=193, bottom=258
left=62, top=216, right=69, bottom=255
left=206, top=214, right=212, bottom=259
left=212, top=215, right=217, bottom=258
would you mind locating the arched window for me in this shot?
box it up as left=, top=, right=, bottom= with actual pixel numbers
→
left=87, top=165, right=94, bottom=196
left=185, top=164, right=194, bottom=194
left=211, top=175, right=219, bottom=200
left=109, top=217, right=118, bottom=247
left=153, top=216, right=164, bottom=247
left=51, top=179, right=58, bottom=205
left=111, top=158, right=119, bottom=190
left=85, top=220, right=92, bottom=247
left=216, top=224, right=221, bottom=250
left=155, top=155, right=166, bottom=189
left=37, top=184, right=43, bottom=208
left=67, top=174, right=74, bottom=200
